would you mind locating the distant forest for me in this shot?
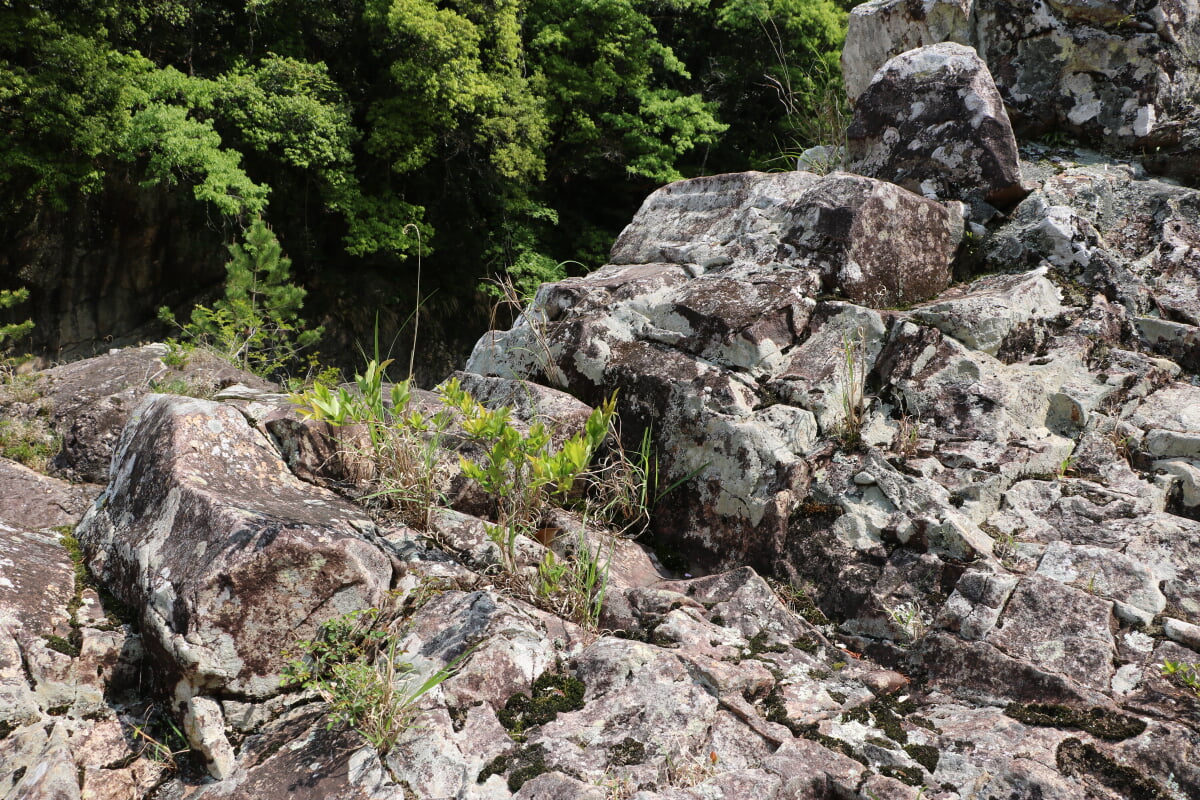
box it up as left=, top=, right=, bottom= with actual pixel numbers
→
left=1, top=0, right=848, bottom=372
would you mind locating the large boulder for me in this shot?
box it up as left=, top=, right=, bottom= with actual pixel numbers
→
left=608, top=170, right=964, bottom=309
left=842, top=0, right=974, bottom=100
left=843, top=0, right=1200, bottom=183
left=76, top=394, right=394, bottom=701
left=847, top=42, right=1026, bottom=210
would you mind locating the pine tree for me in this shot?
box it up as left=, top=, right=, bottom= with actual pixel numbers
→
left=161, top=218, right=322, bottom=378
left=0, top=289, right=34, bottom=351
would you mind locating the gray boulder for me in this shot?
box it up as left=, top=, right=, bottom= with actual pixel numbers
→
left=848, top=42, right=1026, bottom=210
left=76, top=394, right=393, bottom=701
left=843, top=0, right=1200, bottom=183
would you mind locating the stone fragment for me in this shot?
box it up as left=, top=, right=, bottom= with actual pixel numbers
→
left=848, top=42, right=1026, bottom=209
left=192, top=709, right=396, bottom=800
left=182, top=694, right=237, bottom=779
left=608, top=171, right=821, bottom=270
left=1136, top=317, right=1200, bottom=374
left=1162, top=617, right=1200, bottom=652
left=0, top=525, right=75, bottom=636
left=514, top=773, right=607, bottom=799
left=934, top=569, right=1019, bottom=641
left=780, top=173, right=963, bottom=308
left=0, top=343, right=274, bottom=483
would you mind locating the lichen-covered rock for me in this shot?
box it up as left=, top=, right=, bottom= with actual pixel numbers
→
left=987, top=151, right=1200, bottom=326
left=842, top=0, right=974, bottom=100
left=781, top=172, right=964, bottom=308
left=848, top=42, right=1026, bottom=210
left=844, top=0, right=1200, bottom=184
left=911, top=267, right=1065, bottom=356
left=76, top=394, right=393, bottom=701
left=467, top=171, right=965, bottom=572
left=606, top=170, right=963, bottom=308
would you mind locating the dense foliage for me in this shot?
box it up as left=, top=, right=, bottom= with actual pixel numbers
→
left=0, top=0, right=847, bottom=357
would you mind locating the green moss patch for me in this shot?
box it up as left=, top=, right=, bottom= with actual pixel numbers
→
left=904, top=743, right=940, bottom=773
left=497, top=669, right=585, bottom=741
left=477, top=743, right=550, bottom=792
left=42, top=634, right=79, bottom=658
left=1056, top=738, right=1171, bottom=800
left=841, top=694, right=917, bottom=745
left=58, top=531, right=137, bottom=630
left=1005, top=703, right=1146, bottom=741
left=880, top=765, right=924, bottom=787
left=746, top=631, right=787, bottom=656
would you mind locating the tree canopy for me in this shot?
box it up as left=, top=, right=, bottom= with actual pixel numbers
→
left=0, top=0, right=848, bottom=361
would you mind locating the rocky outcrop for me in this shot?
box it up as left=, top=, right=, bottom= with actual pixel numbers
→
left=462, top=137, right=1200, bottom=797
left=469, top=170, right=964, bottom=572
left=843, top=0, right=1200, bottom=184
left=0, top=342, right=276, bottom=484
left=6, top=6, right=1200, bottom=796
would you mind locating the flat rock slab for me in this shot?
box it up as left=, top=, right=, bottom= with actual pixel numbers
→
left=0, top=459, right=97, bottom=531
left=0, top=525, right=74, bottom=637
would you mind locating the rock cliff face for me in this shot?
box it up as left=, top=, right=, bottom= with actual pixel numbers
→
left=3, top=7, right=1200, bottom=800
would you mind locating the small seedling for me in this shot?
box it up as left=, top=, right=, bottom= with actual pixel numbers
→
left=1161, top=659, right=1200, bottom=696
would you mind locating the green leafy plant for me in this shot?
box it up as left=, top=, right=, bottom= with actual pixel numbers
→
left=447, top=384, right=617, bottom=571
left=1161, top=659, right=1200, bottom=696
left=293, top=360, right=457, bottom=527
left=535, top=525, right=612, bottom=629
left=884, top=600, right=927, bottom=643
left=294, top=362, right=642, bottom=629
left=1057, top=452, right=1078, bottom=479
left=160, top=217, right=322, bottom=379
left=160, top=339, right=192, bottom=368
left=283, top=607, right=462, bottom=755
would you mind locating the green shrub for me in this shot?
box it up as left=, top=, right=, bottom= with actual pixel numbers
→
left=294, top=361, right=649, bottom=630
